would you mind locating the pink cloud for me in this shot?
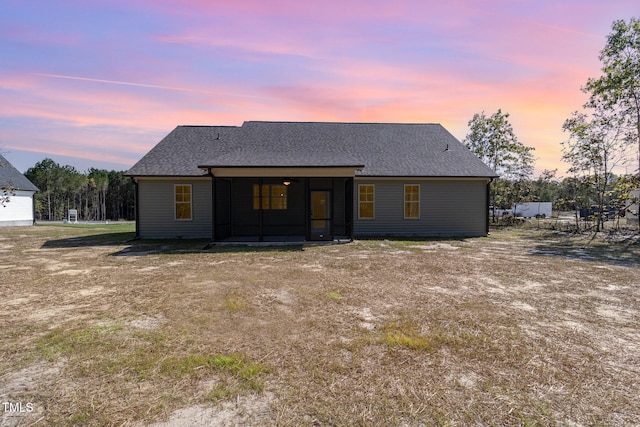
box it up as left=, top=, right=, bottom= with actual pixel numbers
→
left=156, top=33, right=315, bottom=60
left=127, top=0, right=414, bottom=22
left=4, top=143, right=137, bottom=167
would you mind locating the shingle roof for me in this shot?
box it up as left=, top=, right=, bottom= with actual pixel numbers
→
left=0, top=154, right=39, bottom=192
left=126, top=121, right=498, bottom=178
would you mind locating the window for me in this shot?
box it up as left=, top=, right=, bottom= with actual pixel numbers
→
left=253, top=184, right=269, bottom=210
left=358, top=184, right=374, bottom=219
left=253, top=184, right=287, bottom=210
left=175, top=184, right=192, bottom=220
left=270, top=185, right=287, bottom=210
left=404, top=184, right=420, bottom=219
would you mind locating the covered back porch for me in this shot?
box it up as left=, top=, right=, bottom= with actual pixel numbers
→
left=204, top=166, right=362, bottom=242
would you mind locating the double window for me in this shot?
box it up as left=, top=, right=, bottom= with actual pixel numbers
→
left=358, top=183, right=420, bottom=220
left=175, top=184, right=192, bottom=220
left=253, top=184, right=288, bottom=210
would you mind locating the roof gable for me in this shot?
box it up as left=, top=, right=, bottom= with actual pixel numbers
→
left=0, top=155, right=39, bottom=192
left=126, top=121, right=497, bottom=178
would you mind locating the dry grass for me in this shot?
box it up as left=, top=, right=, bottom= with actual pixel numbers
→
left=1, top=224, right=639, bottom=426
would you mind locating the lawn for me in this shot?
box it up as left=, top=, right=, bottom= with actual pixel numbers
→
left=1, top=224, right=639, bottom=426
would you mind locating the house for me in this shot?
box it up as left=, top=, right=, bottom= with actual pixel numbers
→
left=126, top=121, right=498, bottom=241
left=0, top=154, right=39, bottom=226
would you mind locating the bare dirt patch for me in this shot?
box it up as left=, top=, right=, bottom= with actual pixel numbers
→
left=150, top=392, right=274, bottom=427
left=1, top=225, right=639, bottom=426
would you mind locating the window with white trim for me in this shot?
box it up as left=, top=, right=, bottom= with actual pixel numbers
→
left=404, top=184, right=420, bottom=219
left=175, top=184, right=192, bottom=220
left=358, top=184, right=374, bottom=219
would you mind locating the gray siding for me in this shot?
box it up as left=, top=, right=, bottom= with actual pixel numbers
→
left=354, top=179, right=488, bottom=237
left=135, top=177, right=487, bottom=239
left=137, top=179, right=212, bottom=238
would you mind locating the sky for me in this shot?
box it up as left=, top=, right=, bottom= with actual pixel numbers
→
left=1, top=0, right=638, bottom=177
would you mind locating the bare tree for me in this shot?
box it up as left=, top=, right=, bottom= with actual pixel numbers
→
left=464, top=109, right=535, bottom=221
left=562, top=109, right=630, bottom=231
left=585, top=17, right=640, bottom=176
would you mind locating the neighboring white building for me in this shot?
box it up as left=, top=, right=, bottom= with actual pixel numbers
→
left=0, top=154, right=38, bottom=226
left=628, top=189, right=640, bottom=225
left=513, top=202, right=553, bottom=218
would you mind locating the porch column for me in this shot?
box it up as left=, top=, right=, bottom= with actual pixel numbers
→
left=211, top=172, right=216, bottom=241
left=346, top=177, right=354, bottom=240
left=304, top=178, right=310, bottom=241
left=259, top=178, right=264, bottom=242
left=344, top=178, right=353, bottom=240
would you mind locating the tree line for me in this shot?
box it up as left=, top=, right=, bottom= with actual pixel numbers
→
left=485, top=168, right=637, bottom=216
left=25, top=158, right=134, bottom=221
left=463, top=17, right=640, bottom=231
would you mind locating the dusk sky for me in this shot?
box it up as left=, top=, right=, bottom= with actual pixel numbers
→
left=1, top=0, right=638, bottom=176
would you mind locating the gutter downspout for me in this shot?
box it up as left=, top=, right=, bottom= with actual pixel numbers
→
left=209, top=168, right=215, bottom=242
